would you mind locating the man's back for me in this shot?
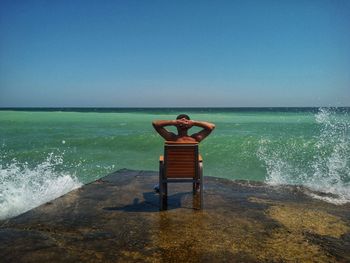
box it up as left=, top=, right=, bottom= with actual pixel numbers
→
left=152, top=114, right=215, bottom=143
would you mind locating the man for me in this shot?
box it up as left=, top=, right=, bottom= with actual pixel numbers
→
left=152, top=114, right=215, bottom=193
left=152, top=114, right=215, bottom=142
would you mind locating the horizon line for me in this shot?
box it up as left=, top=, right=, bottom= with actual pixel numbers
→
left=0, top=106, right=349, bottom=109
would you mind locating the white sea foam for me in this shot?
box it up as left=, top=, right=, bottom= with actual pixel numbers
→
left=0, top=153, right=82, bottom=220
left=258, top=108, right=350, bottom=204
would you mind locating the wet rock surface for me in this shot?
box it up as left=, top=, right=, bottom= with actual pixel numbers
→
left=1, top=169, right=349, bottom=262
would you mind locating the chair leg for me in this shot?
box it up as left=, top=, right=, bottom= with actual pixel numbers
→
left=199, top=162, right=203, bottom=209
left=159, top=163, right=164, bottom=211
left=163, top=182, right=168, bottom=209
left=193, top=179, right=200, bottom=209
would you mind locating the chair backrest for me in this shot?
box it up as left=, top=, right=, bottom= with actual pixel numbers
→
left=164, top=141, right=199, bottom=179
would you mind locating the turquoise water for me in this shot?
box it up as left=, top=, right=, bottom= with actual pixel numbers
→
left=1, top=108, right=349, bottom=219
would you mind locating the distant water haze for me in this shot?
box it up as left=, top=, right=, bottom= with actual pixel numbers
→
left=0, top=107, right=349, bottom=220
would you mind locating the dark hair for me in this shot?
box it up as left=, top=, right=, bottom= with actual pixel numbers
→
left=176, top=114, right=190, bottom=120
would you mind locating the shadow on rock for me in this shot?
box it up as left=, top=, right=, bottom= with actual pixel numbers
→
left=103, top=191, right=193, bottom=212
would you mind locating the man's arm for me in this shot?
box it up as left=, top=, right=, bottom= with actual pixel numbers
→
left=190, top=120, right=215, bottom=142
left=152, top=120, right=177, bottom=141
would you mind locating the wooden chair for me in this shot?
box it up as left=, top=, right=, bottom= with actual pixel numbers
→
left=159, top=141, right=203, bottom=210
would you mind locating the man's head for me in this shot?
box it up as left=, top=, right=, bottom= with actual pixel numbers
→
left=176, top=114, right=190, bottom=120
left=176, top=114, right=191, bottom=132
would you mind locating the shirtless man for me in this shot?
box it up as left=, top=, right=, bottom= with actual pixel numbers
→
left=152, top=114, right=214, bottom=192
left=152, top=114, right=215, bottom=142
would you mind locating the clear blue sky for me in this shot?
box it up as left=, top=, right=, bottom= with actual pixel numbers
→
left=1, top=0, right=349, bottom=107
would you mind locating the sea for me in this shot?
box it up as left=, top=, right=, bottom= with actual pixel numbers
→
left=0, top=107, right=349, bottom=220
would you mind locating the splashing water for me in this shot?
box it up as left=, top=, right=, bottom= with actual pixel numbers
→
left=258, top=108, right=350, bottom=204
left=0, top=152, right=82, bottom=220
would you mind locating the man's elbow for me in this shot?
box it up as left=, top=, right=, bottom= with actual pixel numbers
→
left=208, top=123, right=215, bottom=131
left=152, top=121, right=159, bottom=128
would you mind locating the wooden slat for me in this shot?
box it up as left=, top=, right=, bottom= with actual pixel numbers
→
left=168, top=171, right=195, bottom=174
left=167, top=169, right=194, bottom=172
left=164, top=143, right=198, bottom=179
left=167, top=169, right=195, bottom=173
left=168, top=157, right=194, bottom=160
left=168, top=153, right=194, bottom=156
left=167, top=166, right=195, bottom=170
left=167, top=173, right=195, bottom=178
left=161, top=155, right=201, bottom=163
left=167, top=165, right=195, bottom=168
left=168, top=164, right=194, bottom=169
left=167, top=160, right=194, bottom=163
left=162, top=161, right=196, bottom=166
left=168, top=154, right=194, bottom=157
left=168, top=150, right=193, bottom=153
left=167, top=161, right=194, bottom=164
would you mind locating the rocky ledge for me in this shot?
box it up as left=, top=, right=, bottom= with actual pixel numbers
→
left=0, top=169, right=349, bottom=262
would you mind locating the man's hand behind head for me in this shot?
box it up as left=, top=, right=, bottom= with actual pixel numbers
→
left=176, top=118, right=194, bottom=129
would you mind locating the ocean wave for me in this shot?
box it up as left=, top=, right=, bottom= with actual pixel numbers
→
left=0, top=152, right=82, bottom=220
left=258, top=108, right=350, bottom=204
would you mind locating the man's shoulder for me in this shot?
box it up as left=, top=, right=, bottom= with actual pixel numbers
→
left=174, top=136, right=199, bottom=143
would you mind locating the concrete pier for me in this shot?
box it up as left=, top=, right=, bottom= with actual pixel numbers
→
left=1, top=169, right=349, bottom=262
